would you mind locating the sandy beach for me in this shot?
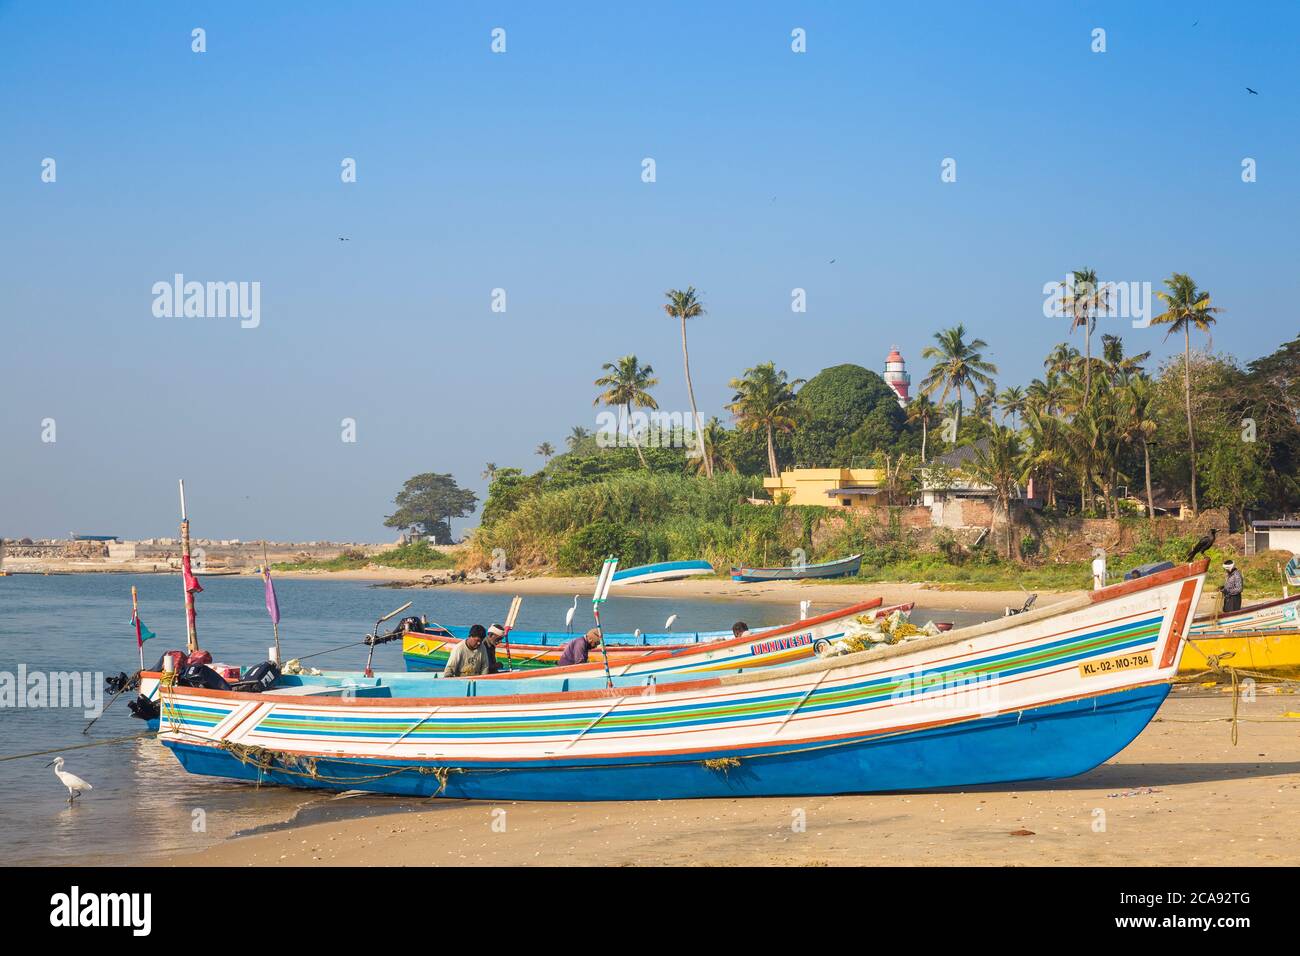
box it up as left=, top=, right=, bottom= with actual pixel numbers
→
left=158, top=687, right=1300, bottom=867
left=261, top=567, right=1075, bottom=615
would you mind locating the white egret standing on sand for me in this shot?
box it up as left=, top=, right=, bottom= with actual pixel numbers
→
left=664, top=614, right=677, bottom=631
left=564, top=595, right=579, bottom=633
left=45, top=757, right=92, bottom=804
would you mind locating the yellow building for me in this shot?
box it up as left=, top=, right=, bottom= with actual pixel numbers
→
left=761, top=468, right=891, bottom=509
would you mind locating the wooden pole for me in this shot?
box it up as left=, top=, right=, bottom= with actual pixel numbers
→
left=132, top=585, right=144, bottom=671
left=263, top=541, right=281, bottom=662
left=179, top=479, right=198, bottom=653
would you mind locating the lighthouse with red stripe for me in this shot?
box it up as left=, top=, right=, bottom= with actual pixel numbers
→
left=883, top=346, right=910, bottom=407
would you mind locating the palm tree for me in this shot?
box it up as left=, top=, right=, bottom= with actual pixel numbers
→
left=726, top=362, right=804, bottom=478
left=663, top=287, right=711, bottom=477
left=593, top=354, right=659, bottom=468
left=536, top=442, right=555, bottom=460
left=1026, top=372, right=1066, bottom=417
left=566, top=426, right=591, bottom=450
left=688, top=416, right=737, bottom=476
left=1057, top=268, right=1109, bottom=399
left=906, top=394, right=938, bottom=463
left=996, top=385, right=1027, bottom=427
left=966, top=423, right=1027, bottom=559
left=1100, top=333, right=1150, bottom=385
left=481, top=462, right=498, bottom=481
left=1044, top=342, right=1080, bottom=377
left=1152, top=273, right=1223, bottom=515
left=1121, top=375, right=1158, bottom=519
left=1022, top=406, right=1065, bottom=509
left=919, top=324, right=998, bottom=437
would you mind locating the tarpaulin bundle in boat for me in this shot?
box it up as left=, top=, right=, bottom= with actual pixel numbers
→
left=177, top=663, right=231, bottom=691
left=153, top=650, right=188, bottom=674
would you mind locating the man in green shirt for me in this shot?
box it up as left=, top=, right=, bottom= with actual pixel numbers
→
left=442, top=624, right=490, bottom=678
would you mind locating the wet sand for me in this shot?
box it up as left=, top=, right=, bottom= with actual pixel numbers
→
left=159, top=688, right=1300, bottom=867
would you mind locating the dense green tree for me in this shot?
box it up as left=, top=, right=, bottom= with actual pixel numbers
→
left=383, top=472, right=478, bottom=543
left=791, top=364, right=905, bottom=466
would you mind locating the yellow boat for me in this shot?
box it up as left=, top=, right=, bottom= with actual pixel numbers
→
left=1180, top=593, right=1300, bottom=676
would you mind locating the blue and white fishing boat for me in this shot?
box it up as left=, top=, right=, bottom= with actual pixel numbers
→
left=152, top=562, right=1207, bottom=800
left=611, top=559, right=714, bottom=586
left=731, top=553, right=862, bottom=582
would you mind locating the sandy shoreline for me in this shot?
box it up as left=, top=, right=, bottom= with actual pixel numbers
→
left=5, top=560, right=1076, bottom=613
left=155, top=688, right=1300, bottom=867
left=293, top=569, right=1076, bottom=614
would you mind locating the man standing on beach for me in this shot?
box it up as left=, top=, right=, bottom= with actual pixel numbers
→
left=442, top=624, right=490, bottom=677
left=558, top=628, right=602, bottom=667
left=1220, top=560, right=1244, bottom=613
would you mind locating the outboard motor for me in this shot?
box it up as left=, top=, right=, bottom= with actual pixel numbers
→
left=230, top=660, right=280, bottom=693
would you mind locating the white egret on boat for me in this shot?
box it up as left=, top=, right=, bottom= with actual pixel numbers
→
left=664, top=614, right=677, bottom=630
left=45, top=757, right=92, bottom=803
left=564, top=595, right=579, bottom=632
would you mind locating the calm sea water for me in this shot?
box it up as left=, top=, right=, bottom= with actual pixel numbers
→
left=0, top=573, right=987, bottom=865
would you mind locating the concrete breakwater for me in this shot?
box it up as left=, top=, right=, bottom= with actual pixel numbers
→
left=0, top=538, right=391, bottom=573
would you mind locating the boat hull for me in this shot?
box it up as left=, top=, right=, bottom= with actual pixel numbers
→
left=154, top=563, right=1206, bottom=801
left=731, top=554, right=862, bottom=582
left=611, top=560, right=714, bottom=586
left=1180, top=628, right=1300, bottom=676
left=161, top=683, right=1168, bottom=800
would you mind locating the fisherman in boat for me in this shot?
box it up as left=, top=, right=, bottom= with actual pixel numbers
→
left=731, top=622, right=749, bottom=640
left=1220, top=560, right=1244, bottom=613
left=441, top=624, right=490, bottom=677
left=558, top=627, right=602, bottom=667
left=484, top=624, right=508, bottom=673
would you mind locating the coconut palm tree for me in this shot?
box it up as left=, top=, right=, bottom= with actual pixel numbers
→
left=919, top=324, right=998, bottom=437
left=1044, top=342, right=1080, bottom=377
left=1057, top=268, right=1109, bottom=399
left=687, top=416, right=737, bottom=476
left=1100, top=333, right=1150, bottom=385
left=996, top=385, right=1027, bottom=427
left=481, top=462, right=498, bottom=481
left=1121, top=375, right=1158, bottom=519
left=663, top=287, right=711, bottom=478
left=1152, top=273, right=1223, bottom=515
left=1022, top=406, right=1065, bottom=509
left=906, top=394, right=938, bottom=463
left=566, top=426, right=591, bottom=450
left=965, top=423, right=1027, bottom=559
left=536, top=442, right=555, bottom=460
left=726, top=362, right=804, bottom=479
left=593, top=354, right=659, bottom=468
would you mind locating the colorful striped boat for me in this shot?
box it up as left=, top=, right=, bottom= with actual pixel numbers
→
left=731, top=553, right=862, bottom=582
left=611, top=560, right=714, bottom=586
left=401, top=600, right=910, bottom=673
left=1181, top=593, right=1300, bottom=676
left=153, top=562, right=1206, bottom=800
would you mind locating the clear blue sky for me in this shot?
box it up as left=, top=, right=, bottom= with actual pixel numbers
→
left=2, top=1, right=1297, bottom=541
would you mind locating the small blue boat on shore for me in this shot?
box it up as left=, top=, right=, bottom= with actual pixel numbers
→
left=611, top=560, right=714, bottom=586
